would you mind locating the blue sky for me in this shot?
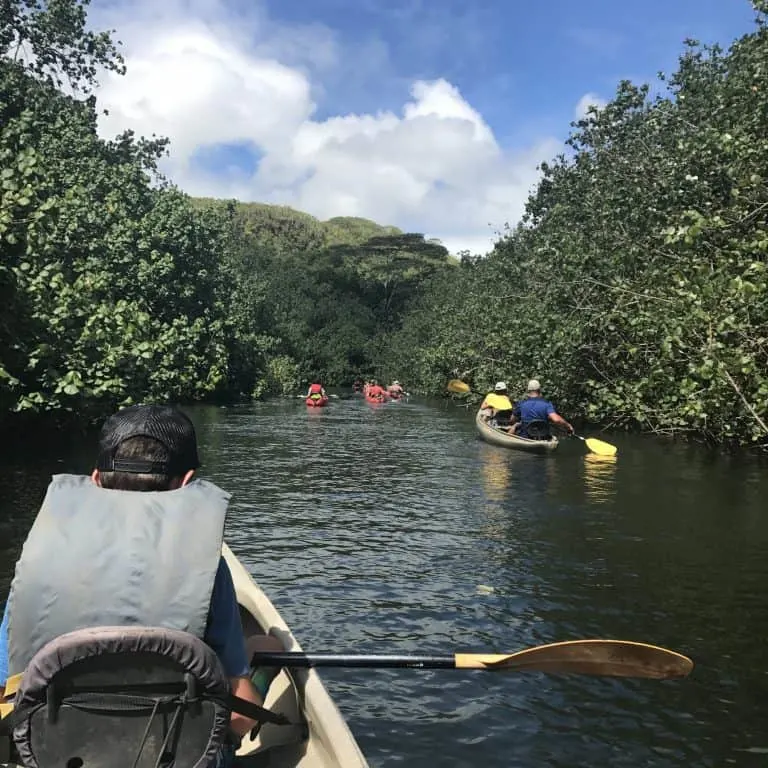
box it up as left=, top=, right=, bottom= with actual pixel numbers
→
left=93, top=0, right=758, bottom=253
left=262, top=0, right=755, bottom=140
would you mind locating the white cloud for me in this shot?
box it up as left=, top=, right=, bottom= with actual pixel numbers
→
left=91, top=0, right=562, bottom=256
left=574, top=92, right=607, bottom=120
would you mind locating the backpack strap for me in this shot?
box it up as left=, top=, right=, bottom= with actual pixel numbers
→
left=228, top=694, right=291, bottom=726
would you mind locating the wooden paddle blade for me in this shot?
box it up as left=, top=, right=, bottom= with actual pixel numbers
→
left=584, top=438, right=618, bottom=457
left=471, top=640, right=693, bottom=679
left=447, top=379, right=471, bottom=394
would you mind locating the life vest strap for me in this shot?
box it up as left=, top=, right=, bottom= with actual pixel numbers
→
left=0, top=687, right=291, bottom=727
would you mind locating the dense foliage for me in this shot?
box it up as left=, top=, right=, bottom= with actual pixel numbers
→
left=0, top=0, right=229, bottom=418
left=389, top=3, right=768, bottom=447
left=210, top=202, right=450, bottom=398
left=0, top=0, right=451, bottom=426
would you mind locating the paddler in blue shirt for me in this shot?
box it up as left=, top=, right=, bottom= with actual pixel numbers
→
left=508, top=379, right=574, bottom=439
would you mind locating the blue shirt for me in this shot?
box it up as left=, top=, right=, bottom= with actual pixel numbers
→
left=514, top=397, right=555, bottom=434
left=0, top=557, right=248, bottom=687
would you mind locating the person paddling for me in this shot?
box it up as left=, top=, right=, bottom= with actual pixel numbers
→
left=0, top=404, right=283, bottom=767
left=508, top=379, right=574, bottom=439
left=387, top=381, right=406, bottom=398
left=479, top=381, right=514, bottom=427
left=306, top=382, right=327, bottom=401
left=366, top=379, right=389, bottom=401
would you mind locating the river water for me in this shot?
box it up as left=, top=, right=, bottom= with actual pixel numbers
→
left=2, top=396, right=768, bottom=767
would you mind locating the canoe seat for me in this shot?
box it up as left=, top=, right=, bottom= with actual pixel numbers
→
left=3, top=626, right=231, bottom=768
left=521, top=420, right=552, bottom=440
left=489, top=409, right=513, bottom=427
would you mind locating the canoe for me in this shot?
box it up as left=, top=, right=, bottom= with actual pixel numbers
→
left=306, top=396, right=329, bottom=408
left=224, top=543, right=368, bottom=767
left=475, top=410, right=559, bottom=454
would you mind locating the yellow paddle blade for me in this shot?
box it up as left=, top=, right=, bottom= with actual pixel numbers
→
left=455, top=640, right=693, bottom=679
left=585, top=437, right=617, bottom=456
left=447, top=379, right=471, bottom=394
left=4, top=672, right=21, bottom=697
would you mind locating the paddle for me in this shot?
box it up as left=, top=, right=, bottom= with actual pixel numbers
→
left=447, top=379, right=475, bottom=395
left=251, top=639, right=693, bottom=680
left=572, top=433, right=617, bottom=457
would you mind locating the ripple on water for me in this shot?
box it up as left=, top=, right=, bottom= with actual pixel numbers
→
left=190, top=398, right=768, bottom=767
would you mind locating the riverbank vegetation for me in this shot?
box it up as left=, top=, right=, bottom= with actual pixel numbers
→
left=2, top=0, right=767, bottom=447
left=388, top=2, right=768, bottom=447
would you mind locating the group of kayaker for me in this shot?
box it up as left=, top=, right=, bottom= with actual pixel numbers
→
left=351, top=378, right=407, bottom=401
left=304, top=379, right=407, bottom=407
left=479, top=379, right=574, bottom=439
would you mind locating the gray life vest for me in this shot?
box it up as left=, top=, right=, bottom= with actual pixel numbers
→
left=6, top=473, right=230, bottom=677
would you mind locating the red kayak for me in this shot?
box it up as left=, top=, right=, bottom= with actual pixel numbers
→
left=365, top=393, right=388, bottom=404
left=306, top=395, right=329, bottom=408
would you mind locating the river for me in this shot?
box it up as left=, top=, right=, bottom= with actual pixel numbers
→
left=2, top=395, right=768, bottom=767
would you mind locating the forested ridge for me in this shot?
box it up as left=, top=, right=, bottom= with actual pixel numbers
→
left=2, top=0, right=767, bottom=447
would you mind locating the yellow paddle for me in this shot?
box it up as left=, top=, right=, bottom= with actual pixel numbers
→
left=572, top=434, right=618, bottom=457
left=252, top=640, right=692, bottom=679
left=447, top=378, right=473, bottom=395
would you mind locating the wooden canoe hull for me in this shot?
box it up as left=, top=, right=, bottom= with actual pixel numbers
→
left=475, top=410, right=559, bottom=454
left=225, top=544, right=368, bottom=767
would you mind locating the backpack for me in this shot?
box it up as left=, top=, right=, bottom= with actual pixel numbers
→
left=1, top=626, right=285, bottom=768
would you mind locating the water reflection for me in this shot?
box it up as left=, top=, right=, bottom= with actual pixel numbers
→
left=480, top=448, right=511, bottom=502
left=583, top=453, right=618, bottom=504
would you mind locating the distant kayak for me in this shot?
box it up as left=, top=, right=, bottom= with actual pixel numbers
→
left=365, top=393, right=388, bottom=404
left=306, top=396, right=329, bottom=408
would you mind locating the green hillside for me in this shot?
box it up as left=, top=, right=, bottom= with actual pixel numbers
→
left=193, top=198, right=406, bottom=251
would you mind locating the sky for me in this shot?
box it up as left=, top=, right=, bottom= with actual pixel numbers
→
left=89, top=0, right=757, bottom=255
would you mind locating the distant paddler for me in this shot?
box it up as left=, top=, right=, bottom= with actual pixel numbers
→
left=306, top=381, right=329, bottom=407
left=306, top=382, right=327, bottom=400
left=365, top=379, right=389, bottom=402
left=387, top=380, right=406, bottom=399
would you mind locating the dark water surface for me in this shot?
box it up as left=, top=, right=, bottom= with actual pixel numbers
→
left=2, top=396, right=768, bottom=767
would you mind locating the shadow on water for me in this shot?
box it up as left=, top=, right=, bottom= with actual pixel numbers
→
left=3, top=397, right=768, bottom=766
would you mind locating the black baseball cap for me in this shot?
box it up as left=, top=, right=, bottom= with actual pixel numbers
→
left=97, top=404, right=200, bottom=475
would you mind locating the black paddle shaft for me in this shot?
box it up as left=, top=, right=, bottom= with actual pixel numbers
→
left=250, top=652, right=457, bottom=670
